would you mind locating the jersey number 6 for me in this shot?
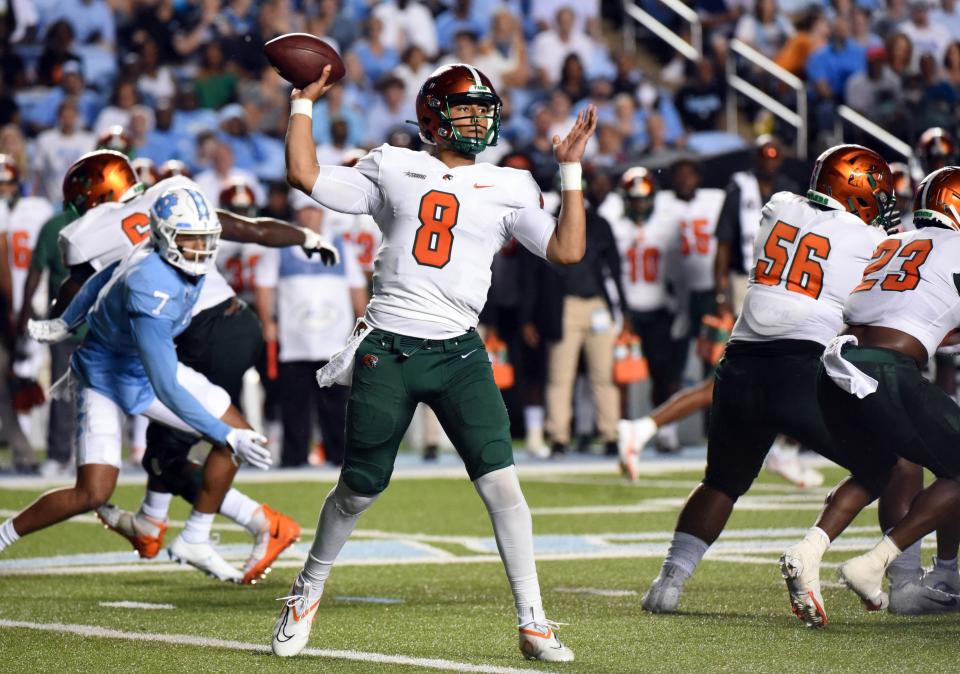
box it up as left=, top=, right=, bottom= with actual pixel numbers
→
left=754, top=220, right=831, bottom=300
left=413, top=190, right=460, bottom=268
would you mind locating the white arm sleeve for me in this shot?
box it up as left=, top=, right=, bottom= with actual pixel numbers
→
left=504, top=207, right=555, bottom=260
left=308, top=147, right=385, bottom=216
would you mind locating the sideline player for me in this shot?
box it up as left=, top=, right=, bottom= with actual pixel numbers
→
left=641, top=145, right=908, bottom=617
left=271, top=62, right=596, bottom=662
left=780, top=166, right=960, bottom=622
left=51, top=150, right=333, bottom=583
left=0, top=187, right=272, bottom=583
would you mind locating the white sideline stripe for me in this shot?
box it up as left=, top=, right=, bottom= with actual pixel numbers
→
left=99, top=601, right=175, bottom=610
left=555, top=587, right=637, bottom=597
left=0, top=620, right=551, bottom=674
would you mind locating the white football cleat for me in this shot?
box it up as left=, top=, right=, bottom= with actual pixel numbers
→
left=167, top=535, right=243, bottom=583
left=642, top=563, right=686, bottom=613
left=765, top=440, right=824, bottom=488
left=837, top=554, right=889, bottom=612
left=518, top=620, right=574, bottom=662
left=922, top=558, right=960, bottom=595
left=780, top=541, right=827, bottom=627
left=617, top=419, right=638, bottom=481
left=272, top=575, right=322, bottom=657
left=888, top=571, right=960, bottom=614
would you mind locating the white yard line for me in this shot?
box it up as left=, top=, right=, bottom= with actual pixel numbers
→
left=98, top=601, right=175, bottom=610
left=0, top=619, right=551, bottom=674
left=555, top=587, right=638, bottom=597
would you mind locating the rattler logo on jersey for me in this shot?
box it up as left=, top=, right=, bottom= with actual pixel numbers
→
left=362, top=354, right=379, bottom=369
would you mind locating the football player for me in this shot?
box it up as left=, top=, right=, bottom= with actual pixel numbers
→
left=611, top=166, right=684, bottom=478
left=49, top=150, right=334, bottom=583
left=642, top=145, right=911, bottom=621
left=272, top=62, right=596, bottom=662
left=0, top=187, right=272, bottom=582
left=215, top=178, right=264, bottom=306
left=132, top=157, right=160, bottom=188
left=781, top=166, right=960, bottom=623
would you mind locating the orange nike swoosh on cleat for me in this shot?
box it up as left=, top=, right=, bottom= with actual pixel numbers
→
left=242, top=506, right=302, bottom=584
left=473, top=183, right=494, bottom=189
left=291, top=598, right=320, bottom=623
left=519, top=626, right=552, bottom=640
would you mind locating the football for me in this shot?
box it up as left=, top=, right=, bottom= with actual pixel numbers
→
left=263, top=33, right=345, bottom=89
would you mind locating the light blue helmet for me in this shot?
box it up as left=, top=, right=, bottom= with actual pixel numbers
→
left=149, top=187, right=221, bottom=276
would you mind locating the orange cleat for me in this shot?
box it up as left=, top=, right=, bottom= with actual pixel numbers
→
left=241, top=504, right=301, bottom=585
left=95, top=504, right=167, bottom=559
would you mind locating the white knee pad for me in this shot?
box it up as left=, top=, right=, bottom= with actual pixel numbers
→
left=331, top=479, right=379, bottom=517
left=474, top=466, right=526, bottom=513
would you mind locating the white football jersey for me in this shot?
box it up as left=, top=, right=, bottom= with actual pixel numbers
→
left=216, top=240, right=266, bottom=305
left=611, top=213, right=682, bottom=312
left=323, top=207, right=380, bottom=274
left=310, top=144, right=553, bottom=338
left=58, top=175, right=236, bottom=315
left=655, top=188, right=725, bottom=292
left=0, top=196, right=54, bottom=313
left=732, top=192, right=885, bottom=346
left=844, top=227, right=960, bottom=359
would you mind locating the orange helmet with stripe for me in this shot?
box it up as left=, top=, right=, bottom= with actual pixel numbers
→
left=62, top=150, right=141, bottom=215
left=219, top=178, right=257, bottom=216
left=806, top=144, right=896, bottom=229
left=913, top=166, right=960, bottom=232
left=158, top=159, right=192, bottom=180
left=415, top=63, right=501, bottom=155
left=0, top=154, right=19, bottom=206
left=96, top=125, right=135, bottom=158
left=132, top=157, right=159, bottom=188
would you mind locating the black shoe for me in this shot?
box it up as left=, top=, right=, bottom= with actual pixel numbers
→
left=603, top=441, right=619, bottom=456
left=654, top=439, right=681, bottom=455
left=423, top=444, right=439, bottom=461
left=549, top=442, right=569, bottom=458
left=575, top=435, right=593, bottom=454
left=14, top=463, right=39, bottom=475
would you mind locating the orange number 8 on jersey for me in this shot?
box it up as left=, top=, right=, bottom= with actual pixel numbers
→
left=413, top=190, right=460, bottom=268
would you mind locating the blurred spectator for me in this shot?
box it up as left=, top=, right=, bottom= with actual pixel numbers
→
left=612, top=52, right=641, bottom=96
left=44, top=0, right=115, bottom=49
left=171, top=82, right=219, bottom=139
left=522, top=169, right=624, bottom=457
left=850, top=7, right=882, bottom=51
left=932, top=0, right=960, bottom=36
left=774, top=9, right=829, bottom=78
left=675, top=58, right=726, bottom=132
left=558, top=54, right=589, bottom=104
left=140, top=98, right=193, bottom=165
left=311, top=83, right=366, bottom=148
left=886, top=32, right=915, bottom=79
left=0, top=125, right=30, bottom=183
left=845, top=47, right=904, bottom=126
left=135, top=38, right=176, bottom=107
left=899, top=0, right=951, bottom=70
left=217, top=103, right=284, bottom=181
left=195, top=40, right=238, bottom=109
left=531, top=0, right=599, bottom=34
left=316, top=119, right=357, bottom=166
left=807, top=17, right=865, bottom=136
left=372, top=0, right=438, bottom=58
left=320, top=0, right=359, bottom=52
left=36, top=20, right=79, bottom=87
left=238, top=67, right=291, bottom=138
left=364, top=75, right=409, bottom=147
left=944, top=41, right=960, bottom=89
left=531, top=7, right=594, bottom=86
left=21, top=60, right=99, bottom=133
left=910, top=53, right=958, bottom=130
left=353, top=15, right=400, bottom=84
left=436, top=0, right=487, bottom=52
left=593, top=122, right=627, bottom=166
left=33, top=99, right=94, bottom=201
left=194, top=139, right=263, bottom=207
left=395, top=46, right=435, bottom=111
left=874, top=0, right=911, bottom=36
left=254, top=192, right=368, bottom=467
left=733, top=0, right=794, bottom=59
left=94, top=79, right=141, bottom=135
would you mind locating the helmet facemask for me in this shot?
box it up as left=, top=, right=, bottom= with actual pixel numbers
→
left=150, top=188, right=221, bottom=277
left=432, top=91, right=501, bottom=156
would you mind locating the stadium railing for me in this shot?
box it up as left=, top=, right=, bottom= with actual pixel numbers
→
left=622, top=0, right=703, bottom=61
left=835, top=105, right=914, bottom=161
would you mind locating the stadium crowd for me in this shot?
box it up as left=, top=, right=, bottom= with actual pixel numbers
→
left=0, top=0, right=958, bottom=475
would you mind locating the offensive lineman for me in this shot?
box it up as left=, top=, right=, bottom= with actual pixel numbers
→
left=271, top=63, right=596, bottom=662
left=641, top=145, right=910, bottom=617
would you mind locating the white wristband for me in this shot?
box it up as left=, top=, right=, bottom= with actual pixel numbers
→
left=290, top=99, right=313, bottom=119
left=558, top=162, right=582, bottom=191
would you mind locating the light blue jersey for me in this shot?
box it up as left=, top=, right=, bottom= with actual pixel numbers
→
left=61, top=246, right=232, bottom=444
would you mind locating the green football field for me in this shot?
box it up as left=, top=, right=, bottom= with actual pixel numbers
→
left=0, top=462, right=957, bottom=673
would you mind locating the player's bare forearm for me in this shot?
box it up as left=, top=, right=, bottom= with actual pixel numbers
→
left=49, top=272, right=87, bottom=318
left=218, top=209, right=305, bottom=247
left=285, top=65, right=335, bottom=194
left=547, top=191, right=587, bottom=264
left=15, top=267, right=42, bottom=335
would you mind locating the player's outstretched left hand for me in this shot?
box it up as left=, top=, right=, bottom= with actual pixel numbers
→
left=552, top=104, right=598, bottom=164
left=226, top=428, right=273, bottom=470
left=300, top=228, right=340, bottom=266
left=27, top=318, right=70, bottom=344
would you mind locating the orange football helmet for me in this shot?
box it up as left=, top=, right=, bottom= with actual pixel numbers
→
left=807, top=144, right=896, bottom=229
left=96, top=125, right=134, bottom=158
left=158, top=159, right=192, bottom=180
left=132, top=157, right=159, bottom=187
left=913, top=166, right=960, bottom=232
left=916, top=127, right=956, bottom=172
left=62, top=150, right=141, bottom=215
left=620, top=166, right=656, bottom=199
left=219, top=178, right=257, bottom=216
left=415, top=63, right=501, bottom=155
left=0, top=154, right=20, bottom=205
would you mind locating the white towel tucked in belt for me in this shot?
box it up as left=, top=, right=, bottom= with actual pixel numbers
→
left=316, top=318, right=373, bottom=388
left=821, top=334, right=878, bottom=399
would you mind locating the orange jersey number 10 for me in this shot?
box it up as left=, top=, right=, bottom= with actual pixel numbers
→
left=413, top=190, right=460, bottom=268
left=754, top=220, right=831, bottom=299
